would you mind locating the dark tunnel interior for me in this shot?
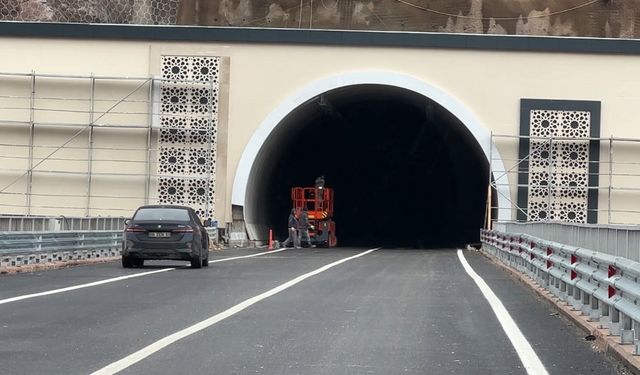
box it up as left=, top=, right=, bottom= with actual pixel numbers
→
left=248, top=84, right=495, bottom=248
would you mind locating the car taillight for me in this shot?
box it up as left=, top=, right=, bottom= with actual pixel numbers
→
left=125, top=226, right=146, bottom=232
left=173, top=226, right=194, bottom=233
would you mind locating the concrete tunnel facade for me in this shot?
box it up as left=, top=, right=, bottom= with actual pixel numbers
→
left=233, top=72, right=510, bottom=248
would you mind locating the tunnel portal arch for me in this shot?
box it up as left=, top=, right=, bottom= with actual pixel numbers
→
left=232, top=71, right=511, bottom=243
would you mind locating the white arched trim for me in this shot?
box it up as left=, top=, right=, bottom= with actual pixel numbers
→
left=232, top=71, right=511, bottom=221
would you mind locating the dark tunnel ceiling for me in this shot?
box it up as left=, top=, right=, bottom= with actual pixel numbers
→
left=248, top=84, right=493, bottom=248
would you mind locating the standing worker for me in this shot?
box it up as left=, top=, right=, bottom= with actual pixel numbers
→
left=282, top=208, right=300, bottom=248
left=298, top=207, right=314, bottom=248
left=315, top=176, right=325, bottom=189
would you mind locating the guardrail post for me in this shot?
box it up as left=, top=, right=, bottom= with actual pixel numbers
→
left=589, top=297, right=601, bottom=322
left=548, top=274, right=556, bottom=296
left=529, top=261, right=536, bottom=277
left=633, top=320, right=640, bottom=354
left=621, top=314, right=634, bottom=344
left=538, top=266, right=545, bottom=286
left=559, top=279, right=567, bottom=301
left=581, top=293, right=592, bottom=316
left=580, top=292, right=591, bottom=316
left=599, top=303, right=611, bottom=329
left=554, top=276, right=561, bottom=298
left=571, top=287, right=583, bottom=311
left=610, top=307, right=621, bottom=336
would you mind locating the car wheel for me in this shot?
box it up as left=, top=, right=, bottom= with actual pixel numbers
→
left=191, top=253, right=202, bottom=269
left=122, top=256, right=134, bottom=268
left=202, top=254, right=209, bottom=267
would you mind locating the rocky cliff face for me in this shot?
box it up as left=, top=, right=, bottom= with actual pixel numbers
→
left=2, top=0, right=639, bottom=39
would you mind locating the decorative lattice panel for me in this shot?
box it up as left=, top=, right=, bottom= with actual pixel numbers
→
left=528, top=200, right=552, bottom=221
left=554, top=201, right=587, bottom=222
left=188, top=148, right=211, bottom=175
left=529, top=171, right=550, bottom=199
left=158, top=147, right=186, bottom=174
left=158, top=177, right=185, bottom=204
left=530, top=110, right=560, bottom=139
left=157, top=56, right=220, bottom=220
left=519, top=101, right=600, bottom=224
left=555, top=172, right=588, bottom=199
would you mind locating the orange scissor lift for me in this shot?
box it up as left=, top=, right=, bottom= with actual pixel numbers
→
left=291, top=186, right=337, bottom=247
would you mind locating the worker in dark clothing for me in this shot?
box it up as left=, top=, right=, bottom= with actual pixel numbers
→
left=298, top=207, right=314, bottom=248
left=282, top=208, right=300, bottom=248
left=315, top=176, right=325, bottom=189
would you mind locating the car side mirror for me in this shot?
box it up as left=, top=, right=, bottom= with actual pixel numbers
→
left=124, top=219, right=131, bottom=226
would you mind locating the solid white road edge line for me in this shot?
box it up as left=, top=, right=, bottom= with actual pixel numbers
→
left=457, top=249, right=549, bottom=375
left=0, top=248, right=289, bottom=306
left=90, top=247, right=380, bottom=375
left=0, top=268, right=175, bottom=306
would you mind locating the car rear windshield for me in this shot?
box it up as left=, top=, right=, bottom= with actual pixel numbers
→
left=133, top=208, right=190, bottom=221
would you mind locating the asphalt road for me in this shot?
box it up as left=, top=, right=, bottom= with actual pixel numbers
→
left=0, top=247, right=627, bottom=375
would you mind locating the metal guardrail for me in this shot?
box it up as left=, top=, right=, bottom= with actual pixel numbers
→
left=0, top=230, right=122, bottom=254
left=0, top=216, right=126, bottom=232
left=494, top=221, right=640, bottom=261
left=0, top=230, right=122, bottom=268
left=481, top=229, right=640, bottom=352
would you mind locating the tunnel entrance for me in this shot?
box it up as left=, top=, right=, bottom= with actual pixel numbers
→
left=241, top=84, right=495, bottom=248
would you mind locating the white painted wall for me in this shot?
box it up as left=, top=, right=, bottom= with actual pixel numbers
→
left=1, top=36, right=639, bottom=224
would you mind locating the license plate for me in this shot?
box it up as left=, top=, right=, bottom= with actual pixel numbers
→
left=149, top=232, right=171, bottom=238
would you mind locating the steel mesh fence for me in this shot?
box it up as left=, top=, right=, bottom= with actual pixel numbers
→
left=0, top=0, right=179, bottom=24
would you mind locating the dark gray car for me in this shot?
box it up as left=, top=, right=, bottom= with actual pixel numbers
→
left=122, top=205, right=209, bottom=268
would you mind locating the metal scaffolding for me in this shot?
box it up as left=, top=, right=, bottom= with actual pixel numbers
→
left=490, top=133, right=640, bottom=226
left=0, top=71, right=217, bottom=218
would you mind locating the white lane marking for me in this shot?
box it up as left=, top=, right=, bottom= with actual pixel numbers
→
left=0, top=268, right=175, bottom=306
left=208, top=247, right=289, bottom=263
left=0, top=248, right=289, bottom=306
left=457, top=250, right=548, bottom=375
left=91, top=247, right=380, bottom=375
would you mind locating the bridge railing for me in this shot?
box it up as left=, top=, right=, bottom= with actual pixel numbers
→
left=0, top=230, right=122, bottom=268
left=481, top=228, right=640, bottom=352
left=494, top=221, right=640, bottom=261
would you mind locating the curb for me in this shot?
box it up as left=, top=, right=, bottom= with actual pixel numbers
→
left=0, top=256, right=120, bottom=275
left=477, top=247, right=640, bottom=375
left=0, top=248, right=226, bottom=275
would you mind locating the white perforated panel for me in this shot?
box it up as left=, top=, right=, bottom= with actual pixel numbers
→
left=527, top=109, right=591, bottom=223
left=157, top=56, right=220, bottom=219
